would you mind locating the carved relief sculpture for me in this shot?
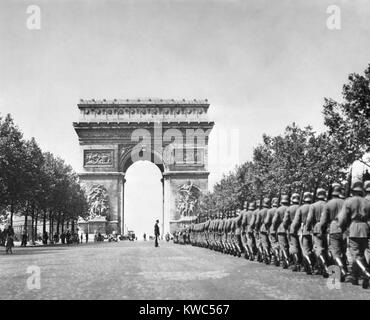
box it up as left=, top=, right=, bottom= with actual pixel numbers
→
left=84, top=150, right=113, bottom=166
left=87, top=185, right=110, bottom=220
left=177, top=181, right=201, bottom=217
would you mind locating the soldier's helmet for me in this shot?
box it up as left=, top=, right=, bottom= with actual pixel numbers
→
left=303, top=192, right=313, bottom=203
left=291, top=193, right=300, bottom=204
left=248, top=202, right=256, bottom=210
left=280, top=195, right=289, bottom=205
left=331, top=183, right=342, bottom=196
left=262, top=198, right=270, bottom=208
left=316, top=188, right=326, bottom=200
left=271, top=197, right=279, bottom=207
left=351, top=179, right=364, bottom=192
left=364, top=180, right=370, bottom=192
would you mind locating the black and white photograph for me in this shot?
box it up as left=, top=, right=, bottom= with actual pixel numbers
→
left=0, top=0, right=370, bottom=307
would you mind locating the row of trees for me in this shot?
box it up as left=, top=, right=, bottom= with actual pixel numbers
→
left=199, top=64, right=370, bottom=216
left=0, top=114, right=89, bottom=240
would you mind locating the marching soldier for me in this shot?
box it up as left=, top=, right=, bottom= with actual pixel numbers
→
left=286, top=193, right=302, bottom=271
left=241, top=201, right=257, bottom=260
left=273, top=195, right=290, bottom=268
left=365, top=181, right=370, bottom=266
left=233, top=210, right=243, bottom=257
left=338, top=179, right=370, bottom=288
left=307, top=188, right=329, bottom=277
left=291, top=192, right=315, bottom=275
left=240, top=201, right=250, bottom=259
left=258, top=198, right=272, bottom=264
left=319, top=183, right=347, bottom=279
left=266, top=197, right=279, bottom=265
left=253, top=200, right=264, bottom=262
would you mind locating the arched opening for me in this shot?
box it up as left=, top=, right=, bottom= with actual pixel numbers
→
left=124, top=161, right=163, bottom=240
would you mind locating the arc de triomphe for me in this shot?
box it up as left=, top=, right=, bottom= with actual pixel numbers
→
left=73, top=99, right=214, bottom=235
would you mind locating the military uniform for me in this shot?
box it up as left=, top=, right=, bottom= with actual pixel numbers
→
left=266, top=198, right=279, bottom=263
left=291, top=192, right=315, bottom=274
left=241, top=202, right=257, bottom=259
left=307, top=188, right=329, bottom=276
left=287, top=193, right=302, bottom=270
left=338, top=180, right=370, bottom=286
left=273, top=195, right=290, bottom=267
left=235, top=209, right=244, bottom=255
left=253, top=201, right=263, bottom=261
left=364, top=180, right=370, bottom=265
left=259, top=198, right=272, bottom=262
left=319, top=184, right=346, bottom=264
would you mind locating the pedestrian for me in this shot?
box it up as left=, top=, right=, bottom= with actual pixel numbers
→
left=43, top=231, right=48, bottom=245
left=85, top=232, right=88, bottom=243
left=154, top=220, right=160, bottom=247
left=5, top=226, right=15, bottom=254
left=21, top=230, right=28, bottom=247
left=80, top=233, right=83, bottom=243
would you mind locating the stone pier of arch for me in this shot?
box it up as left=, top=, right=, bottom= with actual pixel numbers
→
left=73, top=99, right=214, bottom=235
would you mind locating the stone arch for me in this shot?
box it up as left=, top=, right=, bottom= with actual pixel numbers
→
left=73, top=98, right=214, bottom=235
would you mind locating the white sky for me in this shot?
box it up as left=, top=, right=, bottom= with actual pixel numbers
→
left=1, top=0, right=369, bottom=233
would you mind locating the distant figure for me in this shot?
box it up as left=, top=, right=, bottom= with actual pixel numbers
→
left=85, top=233, right=88, bottom=243
left=21, top=230, right=28, bottom=247
left=80, top=233, right=83, bottom=243
left=154, top=220, right=160, bottom=247
left=5, top=226, right=14, bottom=254
left=43, top=231, right=48, bottom=245
left=143, top=233, right=146, bottom=241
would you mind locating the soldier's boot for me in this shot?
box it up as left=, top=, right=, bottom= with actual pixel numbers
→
left=335, top=257, right=349, bottom=282
left=346, top=262, right=360, bottom=286
left=355, top=258, right=370, bottom=289
left=291, top=253, right=301, bottom=272
left=248, top=246, right=255, bottom=261
left=281, top=250, right=290, bottom=269
left=303, top=254, right=314, bottom=275
left=319, top=254, right=330, bottom=278
left=273, top=249, right=280, bottom=267
left=264, top=248, right=271, bottom=265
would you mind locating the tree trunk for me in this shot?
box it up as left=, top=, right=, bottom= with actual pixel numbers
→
left=72, top=220, right=75, bottom=233
left=10, top=203, right=14, bottom=227
left=31, top=210, right=35, bottom=244
left=56, top=213, right=60, bottom=235
left=24, top=210, right=28, bottom=235
left=43, top=211, right=46, bottom=236
left=61, top=219, right=65, bottom=233
left=34, top=214, right=38, bottom=242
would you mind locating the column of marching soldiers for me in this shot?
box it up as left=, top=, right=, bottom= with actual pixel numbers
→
left=173, top=180, right=370, bottom=289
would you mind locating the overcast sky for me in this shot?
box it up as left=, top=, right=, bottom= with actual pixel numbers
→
left=1, top=0, right=369, bottom=235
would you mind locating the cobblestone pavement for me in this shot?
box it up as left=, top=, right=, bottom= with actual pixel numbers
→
left=0, top=241, right=369, bottom=300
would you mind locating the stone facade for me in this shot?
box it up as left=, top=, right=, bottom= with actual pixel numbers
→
left=73, top=99, right=214, bottom=234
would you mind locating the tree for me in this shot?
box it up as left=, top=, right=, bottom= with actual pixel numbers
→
left=323, top=64, right=370, bottom=167
left=0, top=114, right=27, bottom=225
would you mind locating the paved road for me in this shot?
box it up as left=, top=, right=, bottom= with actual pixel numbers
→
left=0, top=241, right=369, bottom=300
